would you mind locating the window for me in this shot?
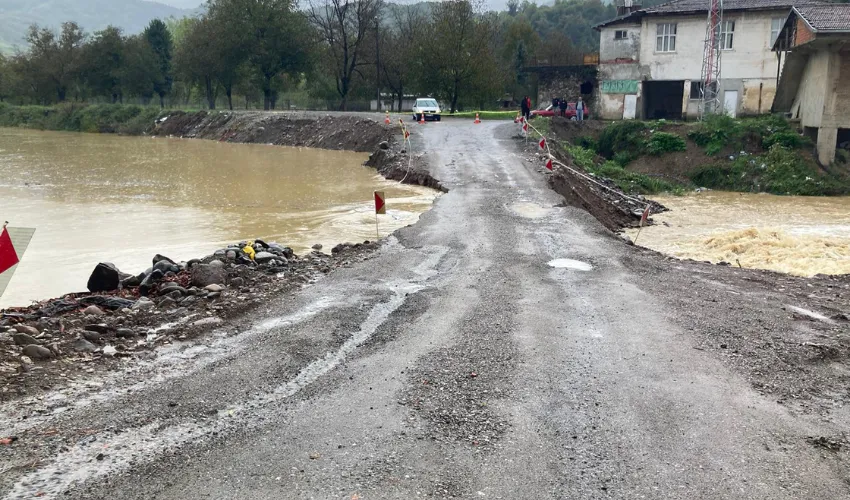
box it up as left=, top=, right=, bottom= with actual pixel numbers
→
left=715, top=20, right=735, bottom=50
left=615, top=30, right=628, bottom=40
left=656, top=23, right=677, bottom=52
left=690, top=81, right=703, bottom=100
left=771, top=18, right=784, bottom=45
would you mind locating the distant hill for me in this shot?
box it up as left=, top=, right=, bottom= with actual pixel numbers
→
left=0, top=0, right=193, bottom=52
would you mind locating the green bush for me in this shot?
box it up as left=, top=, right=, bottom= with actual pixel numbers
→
left=575, top=136, right=598, bottom=152
left=0, top=103, right=163, bottom=134
left=645, top=131, right=687, bottom=156
left=689, top=145, right=849, bottom=195
left=588, top=160, right=683, bottom=195
left=613, top=151, right=634, bottom=166
left=762, top=130, right=811, bottom=150
left=567, top=145, right=597, bottom=170
left=597, top=121, right=647, bottom=161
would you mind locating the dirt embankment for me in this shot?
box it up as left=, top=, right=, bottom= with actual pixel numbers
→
left=152, top=111, right=392, bottom=153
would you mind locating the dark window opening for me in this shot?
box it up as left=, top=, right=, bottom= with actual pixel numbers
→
left=690, top=82, right=702, bottom=99
left=642, top=80, right=685, bottom=120
left=580, top=81, right=594, bottom=95
left=615, top=30, right=628, bottom=40
left=838, top=128, right=850, bottom=150
left=803, top=126, right=819, bottom=143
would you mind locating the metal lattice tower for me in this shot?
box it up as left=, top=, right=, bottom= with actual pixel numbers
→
left=699, top=0, right=724, bottom=118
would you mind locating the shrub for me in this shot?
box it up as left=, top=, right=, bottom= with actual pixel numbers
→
left=613, top=151, right=634, bottom=166
left=567, top=145, right=597, bottom=170
left=762, top=130, right=811, bottom=150
left=0, top=103, right=162, bottom=134
left=575, top=136, right=598, bottom=152
left=589, top=160, right=683, bottom=195
left=645, top=131, right=687, bottom=155
left=597, top=121, right=647, bottom=161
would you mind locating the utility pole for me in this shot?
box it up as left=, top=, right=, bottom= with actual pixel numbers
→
left=375, top=17, right=381, bottom=112
left=699, top=0, right=724, bottom=118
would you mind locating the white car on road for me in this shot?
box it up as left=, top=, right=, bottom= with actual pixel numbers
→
left=412, top=98, right=441, bottom=122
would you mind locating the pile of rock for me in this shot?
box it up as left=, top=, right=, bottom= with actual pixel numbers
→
left=0, top=238, right=379, bottom=397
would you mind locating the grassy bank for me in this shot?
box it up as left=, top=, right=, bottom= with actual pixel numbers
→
left=0, top=103, right=165, bottom=135
left=544, top=115, right=850, bottom=196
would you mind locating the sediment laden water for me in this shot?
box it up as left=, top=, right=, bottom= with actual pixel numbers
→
left=625, top=191, right=850, bottom=277
left=0, top=128, right=438, bottom=307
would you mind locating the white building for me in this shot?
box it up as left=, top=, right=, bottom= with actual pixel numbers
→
left=594, top=0, right=827, bottom=120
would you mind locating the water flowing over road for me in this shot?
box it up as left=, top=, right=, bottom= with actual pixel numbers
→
left=2, top=120, right=848, bottom=499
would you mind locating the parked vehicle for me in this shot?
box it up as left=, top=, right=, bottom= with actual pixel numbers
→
left=412, top=98, right=441, bottom=122
left=531, top=103, right=590, bottom=120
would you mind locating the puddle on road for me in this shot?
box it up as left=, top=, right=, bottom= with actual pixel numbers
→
left=548, top=259, right=593, bottom=271
left=510, top=202, right=554, bottom=219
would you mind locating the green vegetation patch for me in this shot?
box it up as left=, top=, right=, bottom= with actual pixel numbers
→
left=597, top=121, right=647, bottom=164
left=0, top=103, right=163, bottom=134
left=687, top=114, right=812, bottom=156
left=645, top=131, right=686, bottom=156
left=564, top=144, right=683, bottom=195
left=690, top=145, right=849, bottom=196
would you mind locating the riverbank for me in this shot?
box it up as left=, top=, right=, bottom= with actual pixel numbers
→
left=540, top=115, right=850, bottom=196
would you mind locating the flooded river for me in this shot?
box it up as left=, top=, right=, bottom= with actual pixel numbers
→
left=0, top=128, right=438, bottom=307
left=625, top=191, right=850, bottom=277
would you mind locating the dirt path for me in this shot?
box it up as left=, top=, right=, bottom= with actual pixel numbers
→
left=2, top=119, right=848, bottom=499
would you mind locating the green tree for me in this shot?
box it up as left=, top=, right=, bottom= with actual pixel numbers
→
left=23, top=22, right=86, bottom=102
left=208, top=0, right=312, bottom=110
left=174, top=17, right=219, bottom=109
left=82, top=26, right=126, bottom=103
left=379, top=5, right=424, bottom=112
left=121, top=34, right=160, bottom=103
left=422, top=0, right=499, bottom=112
left=143, top=19, right=174, bottom=108
left=308, top=0, right=383, bottom=110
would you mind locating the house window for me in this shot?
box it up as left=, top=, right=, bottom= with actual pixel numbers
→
left=713, top=20, right=735, bottom=50
left=690, top=82, right=703, bottom=100
left=656, top=23, right=677, bottom=52
left=615, top=30, right=628, bottom=40
left=771, top=18, right=784, bottom=45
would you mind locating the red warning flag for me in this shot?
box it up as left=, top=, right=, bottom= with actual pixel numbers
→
left=538, top=138, right=546, bottom=151
left=404, top=130, right=411, bottom=140
left=522, top=122, right=528, bottom=133
left=545, top=158, right=553, bottom=171
left=0, top=227, right=19, bottom=275
left=374, top=191, right=386, bottom=215
left=640, top=205, right=651, bottom=227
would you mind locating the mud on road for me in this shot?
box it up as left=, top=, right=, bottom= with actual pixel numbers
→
left=1, top=118, right=850, bottom=499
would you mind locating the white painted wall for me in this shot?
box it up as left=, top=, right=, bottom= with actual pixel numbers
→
left=792, top=50, right=829, bottom=128
left=638, top=10, right=787, bottom=81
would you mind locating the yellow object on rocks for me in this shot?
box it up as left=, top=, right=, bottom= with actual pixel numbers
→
left=242, top=244, right=256, bottom=260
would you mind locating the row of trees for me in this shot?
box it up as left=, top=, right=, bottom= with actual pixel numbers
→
left=0, top=0, right=630, bottom=112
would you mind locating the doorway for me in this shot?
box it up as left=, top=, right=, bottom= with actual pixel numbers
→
left=642, top=81, right=685, bottom=120
left=724, top=90, right=739, bottom=118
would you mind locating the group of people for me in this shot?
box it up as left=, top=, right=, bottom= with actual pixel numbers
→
left=519, top=95, right=585, bottom=121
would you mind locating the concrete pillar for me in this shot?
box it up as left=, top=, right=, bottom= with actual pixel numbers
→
left=817, top=127, right=838, bottom=166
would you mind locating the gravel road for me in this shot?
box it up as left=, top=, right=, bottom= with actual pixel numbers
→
left=2, top=119, right=848, bottom=499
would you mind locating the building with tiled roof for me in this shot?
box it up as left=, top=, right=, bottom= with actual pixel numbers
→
left=771, top=4, right=850, bottom=166
left=593, top=0, right=832, bottom=120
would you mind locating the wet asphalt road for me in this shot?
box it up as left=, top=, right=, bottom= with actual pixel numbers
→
left=4, top=119, right=849, bottom=499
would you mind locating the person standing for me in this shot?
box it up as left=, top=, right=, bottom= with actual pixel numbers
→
left=576, top=97, right=585, bottom=122
left=520, top=96, right=530, bottom=121
left=559, top=98, right=568, bottom=117
left=524, top=96, right=532, bottom=120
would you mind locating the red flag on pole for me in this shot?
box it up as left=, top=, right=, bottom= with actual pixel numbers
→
left=522, top=122, right=528, bottom=133
left=538, top=138, right=546, bottom=151
left=640, top=205, right=651, bottom=227
left=374, top=191, right=386, bottom=215
left=0, top=227, right=19, bottom=275
left=545, top=158, right=553, bottom=171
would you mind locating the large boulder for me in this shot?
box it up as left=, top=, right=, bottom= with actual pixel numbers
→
left=190, top=263, right=227, bottom=288
left=87, top=263, right=121, bottom=293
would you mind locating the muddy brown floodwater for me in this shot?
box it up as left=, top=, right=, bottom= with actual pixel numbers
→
left=625, top=191, right=850, bottom=277
left=0, top=128, right=438, bottom=307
